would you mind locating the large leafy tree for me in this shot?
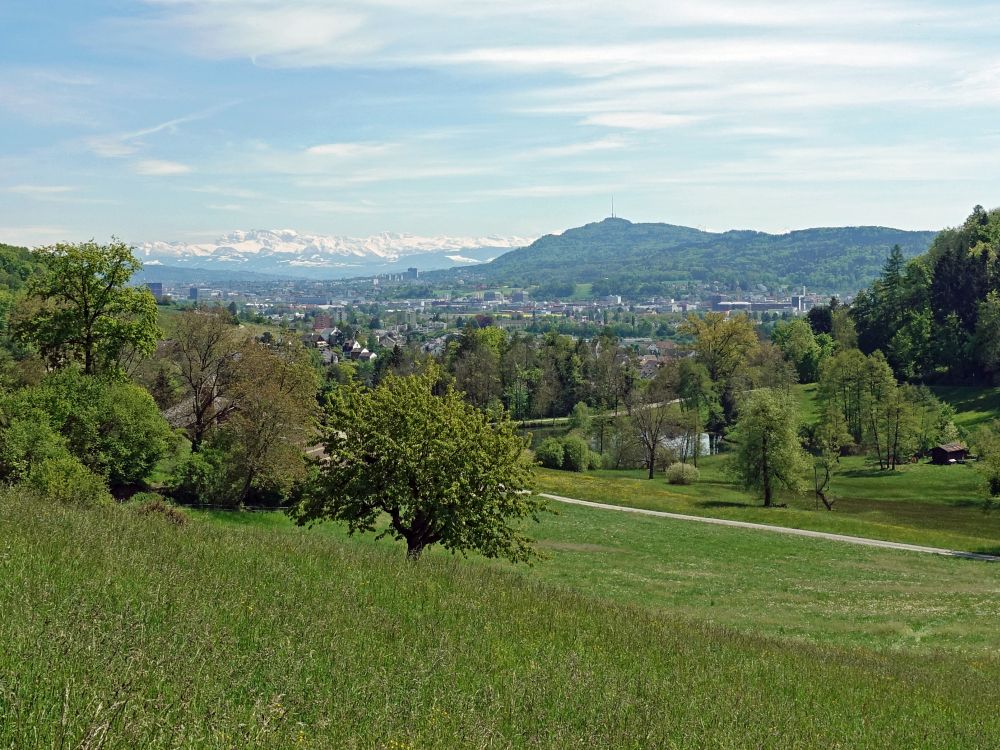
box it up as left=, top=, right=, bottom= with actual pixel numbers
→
left=728, top=389, right=808, bottom=507
left=3, top=369, right=172, bottom=489
left=292, top=367, right=542, bottom=561
left=166, top=308, right=244, bottom=451
left=13, top=239, right=158, bottom=375
left=216, top=340, right=319, bottom=506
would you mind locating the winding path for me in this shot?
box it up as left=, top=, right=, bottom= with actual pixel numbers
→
left=539, top=492, right=1000, bottom=562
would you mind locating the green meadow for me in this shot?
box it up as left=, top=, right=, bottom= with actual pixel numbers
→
left=2, top=491, right=999, bottom=748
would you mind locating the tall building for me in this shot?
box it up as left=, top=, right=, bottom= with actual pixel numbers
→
left=145, top=282, right=163, bottom=300
left=406, top=267, right=419, bottom=280
left=188, top=287, right=199, bottom=300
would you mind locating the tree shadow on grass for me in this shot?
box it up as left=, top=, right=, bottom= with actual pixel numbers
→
left=695, top=500, right=753, bottom=509
left=840, top=468, right=900, bottom=479
left=973, top=545, right=1000, bottom=557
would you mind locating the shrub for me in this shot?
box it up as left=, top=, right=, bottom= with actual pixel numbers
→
left=535, top=437, right=565, bottom=469
left=24, top=455, right=112, bottom=507
left=10, top=370, right=172, bottom=488
left=135, top=495, right=189, bottom=526
left=568, top=402, right=592, bottom=432
left=0, top=415, right=67, bottom=482
left=168, top=449, right=227, bottom=505
left=588, top=451, right=603, bottom=470
left=561, top=436, right=591, bottom=472
left=665, top=462, right=700, bottom=485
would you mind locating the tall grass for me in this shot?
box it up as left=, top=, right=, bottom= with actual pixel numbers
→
left=1, top=492, right=998, bottom=748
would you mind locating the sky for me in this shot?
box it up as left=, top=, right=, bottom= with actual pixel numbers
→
left=1, top=0, right=1000, bottom=247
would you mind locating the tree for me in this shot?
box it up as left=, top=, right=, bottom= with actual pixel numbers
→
left=167, top=308, right=243, bottom=451
left=629, top=382, right=678, bottom=480
left=675, top=359, right=717, bottom=464
left=291, top=367, right=542, bottom=561
left=810, top=406, right=852, bottom=510
left=771, top=318, right=831, bottom=383
left=975, top=291, right=1000, bottom=377
left=973, top=421, right=1000, bottom=512
left=5, top=369, right=172, bottom=489
left=678, top=312, right=759, bottom=384
left=568, top=401, right=592, bottom=432
left=12, top=239, right=159, bottom=375
left=728, top=389, right=808, bottom=507
left=213, top=340, right=319, bottom=506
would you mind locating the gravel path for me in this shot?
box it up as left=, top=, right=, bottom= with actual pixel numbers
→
left=539, top=493, right=1000, bottom=562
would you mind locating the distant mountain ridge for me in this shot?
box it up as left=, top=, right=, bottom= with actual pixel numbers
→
left=137, top=229, right=533, bottom=279
left=443, top=218, right=938, bottom=293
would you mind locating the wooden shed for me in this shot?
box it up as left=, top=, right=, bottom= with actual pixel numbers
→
left=931, top=442, right=967, bottom=465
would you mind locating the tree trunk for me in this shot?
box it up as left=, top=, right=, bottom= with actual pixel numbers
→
left=762, top=433, right=772, bottom=507
left=406, top=539, right=425, bottom=561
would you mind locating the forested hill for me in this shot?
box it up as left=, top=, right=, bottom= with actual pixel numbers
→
left=444, top=219, right=937, bottom=294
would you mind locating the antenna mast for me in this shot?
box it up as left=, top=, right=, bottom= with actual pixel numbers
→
left=611, top=195, right=615, bottom=219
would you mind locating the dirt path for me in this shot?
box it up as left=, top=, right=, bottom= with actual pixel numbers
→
left=539, top=493, right=1000, bottom=562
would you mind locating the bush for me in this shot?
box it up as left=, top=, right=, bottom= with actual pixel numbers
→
left=561, top=436, right=591, bottom=472
left=0, top=415, right=67, bottom=482
left=587, top=451, right=603, bottom=470
left=168, top=448, right=232, bottom=505
left=134, top=494, right=189, bottom=526
left=665, top=462, right=700, bottom=485
left=10, top=370, right=173, bottom=488
left=24, top=455, right=112, bottom=507
left=568, top=402, right=592, bottom=432
left=535, top=438, right=565, bottom=470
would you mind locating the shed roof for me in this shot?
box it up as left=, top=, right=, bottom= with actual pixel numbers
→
left=936, top=442, right=967, bottom=453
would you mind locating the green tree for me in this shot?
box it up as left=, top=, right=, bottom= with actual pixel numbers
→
left=292, top=367, right=542, bottom=561
left=810, top=406, right=852, bottom=510
left=771, top=318, right=831, bottom=383
left=7, top=369, right=172, bottom=488
left=212, top=340, right=319, bottom=507
left=13, top=239, right=159, bottom=375
left=728, top=389, right=808, bottom=507
left=568, top=401, right=593, bottom=432
left=975, top=291, right=1000, bottom=377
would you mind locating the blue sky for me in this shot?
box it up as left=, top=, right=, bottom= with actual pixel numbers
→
left=2, top=0, right=1000, bottom=247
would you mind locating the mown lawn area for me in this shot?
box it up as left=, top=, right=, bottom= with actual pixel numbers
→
left=2, top=492, right=998, bottom=748
left=534, top=454, right=1000, bottom=554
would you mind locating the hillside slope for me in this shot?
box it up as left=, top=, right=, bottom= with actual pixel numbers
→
left=444, top=218, right=937, bottom=293
left=2, top=493, right=997, bottom=748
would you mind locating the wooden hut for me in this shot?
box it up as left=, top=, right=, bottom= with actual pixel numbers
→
left=931, top=442, right=967, bottom=465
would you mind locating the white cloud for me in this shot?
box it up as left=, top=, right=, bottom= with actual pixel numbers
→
left=306, top=142, right=395, bottom=158
left=6, top=185, right=75, bottom=196
left=135, top=159, right=192, bottom=176
left=582, top=112, right=703, bottom=130
left=526, top=137, right=627, bottom=158
left=0, top=226, right=75, bottom=246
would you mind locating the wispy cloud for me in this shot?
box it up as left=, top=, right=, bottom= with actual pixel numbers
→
left=582, top=113, right=703, bottom=130
left=306, top=142, right=396, bottom=158
left=86, top=103, right=237, bottom=159
left=6, top=184, right=75, bottom=196
left=135, top=159, right=192, bottom=176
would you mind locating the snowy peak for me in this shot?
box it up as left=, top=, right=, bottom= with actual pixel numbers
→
left=136, top=229, right=533, bottom=279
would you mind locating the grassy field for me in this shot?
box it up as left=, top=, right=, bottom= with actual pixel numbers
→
left=534, top=455, right=1000, bottom=554
left=932, top=384, right=1000, bottom=430
left=2, top=492, right=998, bottom=748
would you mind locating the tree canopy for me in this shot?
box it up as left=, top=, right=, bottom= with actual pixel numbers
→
left=12, top=239, right=158, bottom=375
left=291, top=367, right=542, bottom=561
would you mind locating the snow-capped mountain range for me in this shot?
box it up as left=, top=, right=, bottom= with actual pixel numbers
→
left=137, top=229, right=533, bottom=279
